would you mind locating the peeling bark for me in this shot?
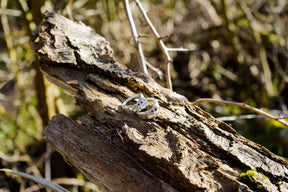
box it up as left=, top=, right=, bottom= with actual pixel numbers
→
left=32, top=11, right=288, bottom=192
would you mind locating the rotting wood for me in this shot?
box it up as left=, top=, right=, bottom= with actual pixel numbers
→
left=32, top=11, right=288, bottom=192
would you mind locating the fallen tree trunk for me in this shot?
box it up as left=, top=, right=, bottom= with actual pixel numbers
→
left=32, top=11, right=288, bottom=192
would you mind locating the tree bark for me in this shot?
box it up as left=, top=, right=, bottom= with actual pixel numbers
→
left=32, top=11, right=288, bottom=192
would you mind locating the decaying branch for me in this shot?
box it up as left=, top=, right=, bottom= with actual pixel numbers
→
left=32, top=11, right=288, bottom=192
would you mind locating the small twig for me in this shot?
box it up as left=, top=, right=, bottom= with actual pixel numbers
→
left=215, top=65, right=238, bottom=81
left=135, top=0, right=173, bottom=89
left=1, top=0, right=17, bottom=74
left=138, top=33, right=150, bottom=38
left=145, top=61, right=164, bottom=80
left=0, top=8, right=22, bottom=16
left=166, top=47, right=193, bottom=52
left=191, top=98, right=288, bottom=128
left=45, top=144, right=52, bottom=192
left=124, top=0, right=148, bottom=74
left=216, top=114, right=266, bottom=122
left=64, top=0, right=74, bottom=20
left=158, top=35, right=169, bottom=40
left=217, top=113, right=288, bottom=122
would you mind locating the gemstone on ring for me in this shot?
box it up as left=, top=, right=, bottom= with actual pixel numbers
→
left=137, top=98, right=159, bottom=119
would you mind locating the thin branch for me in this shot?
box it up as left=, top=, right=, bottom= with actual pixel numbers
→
left=134, top=0, right=173, bottom=89
left=215, top=65, right=238, bottom=81
left=138, top=33, right=150, bottom=38
left=64, top=0, right=74, bottom=20
left=0, top=151, right=30, bottom=162
left=45, top=144, right=52, bottom=192
left=1, top=0, right=18, bottom=73
left=53, top=178, right=101, bottom=191
left=124, top=0, right=148, bottom=74
left=166, top=47, right=193, bottom=52
left=158, top=35, right=169, bottom=40
left=191, top=98, right=288, bottom=128
left=216, top=114, right=266, bottom=122
left=0, top=8, right=22, bottom=16
left=145, top=61, right=164, bottom=80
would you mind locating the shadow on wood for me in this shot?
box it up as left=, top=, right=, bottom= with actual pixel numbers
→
left=32, top=11, right=288, bottom=192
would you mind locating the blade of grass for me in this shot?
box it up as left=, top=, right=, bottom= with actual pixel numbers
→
left=0, top=169, right=70, bottom=192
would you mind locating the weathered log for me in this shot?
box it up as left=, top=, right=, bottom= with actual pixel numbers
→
left=32, top=11, right=288, bottom=192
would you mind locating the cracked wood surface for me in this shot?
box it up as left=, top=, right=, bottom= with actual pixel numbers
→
left=32, top=11, right=288, bottom=192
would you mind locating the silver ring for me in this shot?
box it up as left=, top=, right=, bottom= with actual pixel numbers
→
left=137, top=98, right=159, bottom=118
left=122, top=93, right=147, bottom=112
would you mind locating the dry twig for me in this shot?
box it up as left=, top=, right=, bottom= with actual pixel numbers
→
left=145, top=61, right=164, bottom=79
left=134, top=0, right=173, bottom=89
left=124, top=0, right=194, bottom=90
left=0, top=0, right=17, bottom=74
left=191, top=98, right=288, bottom=128
left=124, top=0, right=148, bottom=74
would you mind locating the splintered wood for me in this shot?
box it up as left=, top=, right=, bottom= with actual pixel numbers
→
left=32, top=11, right=288, bottom=192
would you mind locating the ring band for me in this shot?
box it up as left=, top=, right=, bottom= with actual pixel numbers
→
left=137, top=98, right=159, bottom=118
left=122, top=93, right=147, bottom=112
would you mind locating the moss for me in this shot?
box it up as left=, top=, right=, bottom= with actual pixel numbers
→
left=240, top=169, right=269, bottom=192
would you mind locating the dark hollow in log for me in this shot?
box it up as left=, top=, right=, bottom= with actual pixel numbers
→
left=32, top=11, right=288, bottom=192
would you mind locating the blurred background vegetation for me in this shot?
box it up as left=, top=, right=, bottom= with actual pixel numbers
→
left=0, top=0, right=287, bottom=191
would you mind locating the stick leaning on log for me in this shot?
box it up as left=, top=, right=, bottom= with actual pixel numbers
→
left=32, top=11, right=288, bottom=192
